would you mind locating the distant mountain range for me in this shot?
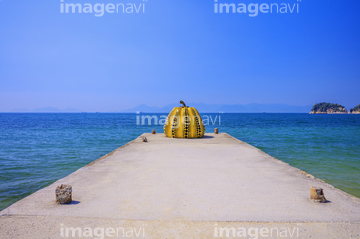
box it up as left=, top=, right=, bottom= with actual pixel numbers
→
left=12, top=107, right=82, bottom=113
left=9, top=103, right=312, bottom=113
left=124, top=103, right=312, bottom=113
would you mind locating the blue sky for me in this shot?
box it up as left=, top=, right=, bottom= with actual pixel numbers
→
left=0, top=0, right=359, bottom=112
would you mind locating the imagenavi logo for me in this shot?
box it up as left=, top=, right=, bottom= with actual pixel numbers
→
left=60, top=0, right=147, bottom=17
left=214, top=0, right=301, bottom=17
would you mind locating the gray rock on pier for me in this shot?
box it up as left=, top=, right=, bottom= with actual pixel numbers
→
left=55, top=184, right=72, bottom=204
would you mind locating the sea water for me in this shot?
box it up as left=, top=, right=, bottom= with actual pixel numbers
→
left=0, top=113, right=359, bottom=211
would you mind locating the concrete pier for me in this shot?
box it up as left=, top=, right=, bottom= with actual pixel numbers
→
left=1, top=133, right=360, bottom=238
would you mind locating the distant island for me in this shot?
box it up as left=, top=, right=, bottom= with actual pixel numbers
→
left=310, top=102, right=348, bottom=114
left=350, top=104, right=360, bottom=114
left=310, top=103, right=360, bottom=114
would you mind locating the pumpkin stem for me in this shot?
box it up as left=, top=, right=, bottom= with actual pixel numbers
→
left=180, top=100, right=186, bottom=107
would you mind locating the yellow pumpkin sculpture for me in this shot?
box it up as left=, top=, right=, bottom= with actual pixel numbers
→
left=163, top=101, right=205, bottom=138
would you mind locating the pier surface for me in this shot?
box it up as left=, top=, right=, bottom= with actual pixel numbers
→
left=1, top=133, right=360, bottom=238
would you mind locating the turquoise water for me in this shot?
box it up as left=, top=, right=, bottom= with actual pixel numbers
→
left=0, top=113, right=359, bottom=211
